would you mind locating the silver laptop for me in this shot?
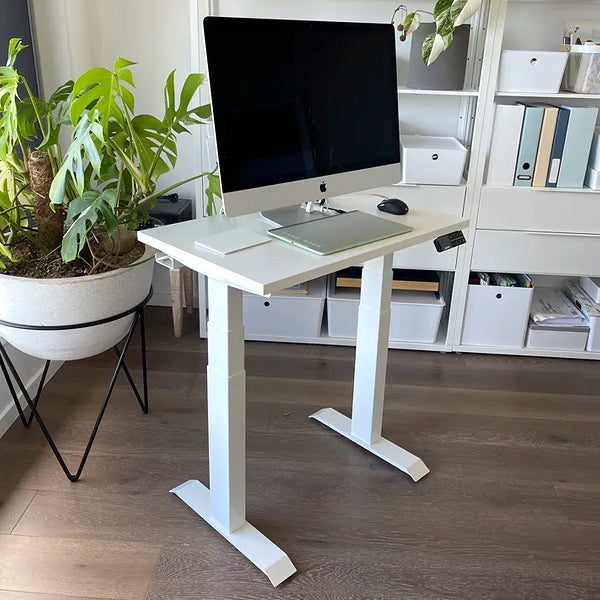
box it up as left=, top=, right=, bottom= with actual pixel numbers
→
left=267, top=210, right=412, bottom=255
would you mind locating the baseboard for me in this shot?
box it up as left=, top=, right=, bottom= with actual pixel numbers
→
left=0, top=340, right=62, bottom=439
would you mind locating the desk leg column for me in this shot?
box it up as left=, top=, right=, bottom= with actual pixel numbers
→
left=310, top=254, right=429, bottom=482
left=170, top=278, right=296, bottom=586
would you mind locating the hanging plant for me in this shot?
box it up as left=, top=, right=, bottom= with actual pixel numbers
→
left=392, top=0, right=483, bottom=66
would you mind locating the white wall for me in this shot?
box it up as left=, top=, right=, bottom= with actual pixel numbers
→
left=30, top=0, right=200, bottom=198
left=0, top=340, right=62, bottom=438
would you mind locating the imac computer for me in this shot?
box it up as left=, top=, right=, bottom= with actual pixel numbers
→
left=203, top=16, right=401, bottom=217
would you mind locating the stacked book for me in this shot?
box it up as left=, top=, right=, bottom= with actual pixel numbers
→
left=487, top=102, right=599, bottom=188
left=335, top=267, right=440, bottom=292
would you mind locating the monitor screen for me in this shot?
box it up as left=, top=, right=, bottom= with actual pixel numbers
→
left=203, top=16, right=401, bottom=217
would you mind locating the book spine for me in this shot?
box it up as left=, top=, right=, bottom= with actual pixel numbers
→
left=487, top=104, right=525, bottom=186
left=532, top=106, right=559, bottom=188
left=557, top=106, right=599, bottom=188
left=546, top=107, right=570, bottom=188
left=514, top=105, right=544, bottom=187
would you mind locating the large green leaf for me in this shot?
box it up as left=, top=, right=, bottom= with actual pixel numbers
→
left=50, top=111, right=104, bottom=204
left=131, top=114, right=178, bottom=178
left=61, top=188, right=118, bottom=261
left=0, top=66, right=21, bottom=160
left=163, top=71, right=209, bottom=134
left=70, top=61, right=134, bottom=130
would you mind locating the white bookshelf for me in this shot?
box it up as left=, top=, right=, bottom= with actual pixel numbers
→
left=192, top=0, right=600, bottom=360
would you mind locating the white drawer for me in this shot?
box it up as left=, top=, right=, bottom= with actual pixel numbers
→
left=472, top=230, right=600, bottom=276
left=478, top=187, right=600, bottom=234
left=393, top=239, right=458, bottom=270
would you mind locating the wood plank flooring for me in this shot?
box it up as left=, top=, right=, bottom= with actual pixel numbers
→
left=0, top=306, right=599, bottom=600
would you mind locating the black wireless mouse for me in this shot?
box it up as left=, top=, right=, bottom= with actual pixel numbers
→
left=377, top=198, right=409, bottom=215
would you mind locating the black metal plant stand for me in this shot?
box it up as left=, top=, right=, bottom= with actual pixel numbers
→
left=0, top=289, right=152, bottom=482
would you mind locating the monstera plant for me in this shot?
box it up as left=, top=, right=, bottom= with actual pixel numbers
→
left=0, top=38, right=220, bottom=362
left=392, top=0, right=483, bottom=65
left=0, top=37, right=220, bottom=277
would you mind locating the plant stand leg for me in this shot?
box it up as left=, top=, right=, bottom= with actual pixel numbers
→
left=0, top=308, right=149, bottom=482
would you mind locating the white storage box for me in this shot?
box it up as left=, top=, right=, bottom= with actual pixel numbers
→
left=525, top=319, right=589, bottom=351
left=400, top=135, right=468, bottom=185
left=580, top=276, right=600, bottom=303
left=497, top=50, right=568, bottom=94
left=243, top=277, right=326, bottom=338
left=585, top=166, right=600, bottom=191
left=461, top=283, right=534, bottom=347
left=564, top=280, right=600, bottom=352
left=563, top=45, right=600, bottom=94
left=326, top=277, right=445, bottom=343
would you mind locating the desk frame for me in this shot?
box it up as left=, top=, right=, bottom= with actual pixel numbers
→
left=138, top=205, right=467, bottom=587
left=171, top=253, right=428, bottom=586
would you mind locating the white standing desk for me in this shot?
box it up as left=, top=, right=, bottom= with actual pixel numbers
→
left=138, top=199, right=468, bottom=587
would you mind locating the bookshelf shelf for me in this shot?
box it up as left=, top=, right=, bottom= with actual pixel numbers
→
left=496, top=92, right=600, bottom=100
left=483, top=184, right=600, bottom=194
left=454, top=344, right=600, bottom=360
left=398, top=87, right=480, bottom=97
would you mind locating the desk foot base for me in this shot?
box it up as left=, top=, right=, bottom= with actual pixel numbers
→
left=170, top=480, right=296, bottom=587
left=309, top=408, right=430, bottom=482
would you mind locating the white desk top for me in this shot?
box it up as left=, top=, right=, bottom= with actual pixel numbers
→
left=138, top=196, right=468, bottom=296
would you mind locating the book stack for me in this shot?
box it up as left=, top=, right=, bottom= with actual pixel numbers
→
left=335, top=267, right=440, bottom=292
left=487, top=102, right=599, bottom=188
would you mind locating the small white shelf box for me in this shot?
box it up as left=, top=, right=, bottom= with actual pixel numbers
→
left=243, top=277, right=326, bottom=338
left=525, top=320, right=589, bottom=352
left=326, top=277, right=445, bottom=343
left=400, top=135, right=468, bottom=185
left=497, top=50, right=568, bottom=94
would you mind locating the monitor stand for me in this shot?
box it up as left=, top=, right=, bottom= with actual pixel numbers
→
left=260, top=204, right=333, bottom=228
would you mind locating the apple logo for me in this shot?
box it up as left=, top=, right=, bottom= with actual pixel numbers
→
left=319, top=181, right=327, bottom=193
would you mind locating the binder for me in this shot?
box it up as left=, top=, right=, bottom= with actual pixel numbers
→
left=514, top=103, right=544, bottom=186
left=532, top=104, right=559, bottom=187
left=546, top=107, right=570, bottom=187
left=557, top=106, right=599, bottom=188
left=487, top=104, right=525, bottom=186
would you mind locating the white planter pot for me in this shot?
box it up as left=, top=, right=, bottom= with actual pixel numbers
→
left=0, top=247, right=155, bottom=361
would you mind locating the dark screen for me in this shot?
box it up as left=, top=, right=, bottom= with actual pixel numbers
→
left=203, top=17, right=400, bottom=194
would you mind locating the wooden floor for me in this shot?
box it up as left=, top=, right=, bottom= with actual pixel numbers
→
left=1, top=306, right=599, bottom=600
